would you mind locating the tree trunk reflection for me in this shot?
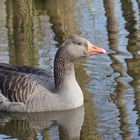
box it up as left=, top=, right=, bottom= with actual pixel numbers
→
left=121, top=0, right=140, bottom=136
left=6, top=0, right=38, bottom=66
left=103, top=0, right=131, bottom=139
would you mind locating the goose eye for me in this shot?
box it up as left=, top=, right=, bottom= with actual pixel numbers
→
left=77, top=42, right=82, bottom=45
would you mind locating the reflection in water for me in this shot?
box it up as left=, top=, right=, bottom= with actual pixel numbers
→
left=6, top=0, right=38, bottom=66
left=121, top=0, right=140, bottom=136
left=0, top=0, right=8, bottom=63
left=35, top=0, right=78, bottom=44
left=0, top=107, right=84, bottom=140
left=103, top=0, right=131, bottom=139
left=80, top=90, right=102, bottom=140
left=1, top=0, right=140, bottom=139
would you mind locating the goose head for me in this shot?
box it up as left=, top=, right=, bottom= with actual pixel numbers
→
left=54, top=34, right=106, bottom=90
left=56, top=34, right=106, bottom=61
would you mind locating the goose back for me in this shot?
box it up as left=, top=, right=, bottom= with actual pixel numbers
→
left=0, top=63, right=53, bottom=77
left=0, top=64, right=53, bottom=104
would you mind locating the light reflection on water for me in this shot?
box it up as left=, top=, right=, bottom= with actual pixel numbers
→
left=0, top=0, right=140, bottom=139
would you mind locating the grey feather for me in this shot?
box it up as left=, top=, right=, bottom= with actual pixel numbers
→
left=0, top=35, right=104, bottom=112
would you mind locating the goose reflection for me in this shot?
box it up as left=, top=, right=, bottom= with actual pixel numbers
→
left=0, top=106, right=84, bottom=140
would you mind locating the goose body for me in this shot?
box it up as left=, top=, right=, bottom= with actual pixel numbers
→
left=0, top=35, right=106, bottom=112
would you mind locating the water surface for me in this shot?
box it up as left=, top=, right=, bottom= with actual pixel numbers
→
left=0, top=0, right=140, bottom=139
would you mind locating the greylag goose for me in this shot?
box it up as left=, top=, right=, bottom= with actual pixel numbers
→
left=0, top=35, right=106, bottom=112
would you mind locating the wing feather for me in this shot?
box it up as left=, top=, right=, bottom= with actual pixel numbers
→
left=0, top=63, right=53, bottom=77
left=0, top=69, right=38, bottom=103
left=0, top=63, right=54, bottom=104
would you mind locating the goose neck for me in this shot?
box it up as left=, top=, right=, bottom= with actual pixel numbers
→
left=54, top=54, right=75, bottom=89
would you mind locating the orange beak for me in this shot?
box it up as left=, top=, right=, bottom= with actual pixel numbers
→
left=87, top=41, right=106, bottom=55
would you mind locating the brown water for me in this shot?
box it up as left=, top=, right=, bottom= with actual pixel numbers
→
left=0, top=0, right=140, bottom=139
